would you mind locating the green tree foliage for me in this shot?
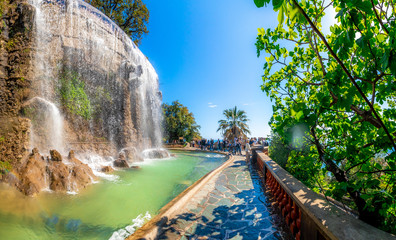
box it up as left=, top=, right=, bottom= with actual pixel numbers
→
left=59, top=71, right=93, bottom=120
left=268, top=133, right=290, bottom=168
left=85, top=0, right=149, bottom=45
left=217, top=106, right=251, bottom=140
left=162, top=101, right=201, bottom=142
left=254, top=0, right=396, bottom=232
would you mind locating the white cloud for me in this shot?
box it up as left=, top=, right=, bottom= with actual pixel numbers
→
left=208, top=105, right=217, bottom=108
left=243, top=103, right=249, bottom=106
left=208, top=102, right=213, bottom=105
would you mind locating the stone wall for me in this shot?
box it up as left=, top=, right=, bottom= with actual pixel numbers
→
left=0, top=0, right=163, bottom=195
left=24, top=0, right=162, bottom=154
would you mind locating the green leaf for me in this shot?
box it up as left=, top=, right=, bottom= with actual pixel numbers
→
left=288, top=4, right=300, bottom=21
left=356, top=35, right=365, bottom=49
left=354, top=0, right=372, bottom=14
left=254, top=0, right=270, bottom=8
left=272, top=0, right=284, bottom=10
left=296, top=111, right=304, bottom=121
left=335, top=8, right=345, bottom=18
left=380, top=51, right=390, bottom=71
left=277, top=5, right=285, bottom=24
left=360, top=194, right=371, bottom=200
left=388, top=50, right=396, bottom=77
left=254, top=0, right=265, bottom=8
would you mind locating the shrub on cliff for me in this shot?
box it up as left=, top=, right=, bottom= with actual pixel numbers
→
left=59, top=71, right=93, bottom=120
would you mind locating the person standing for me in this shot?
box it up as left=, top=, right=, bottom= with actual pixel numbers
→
left=236, top=139, right=242, bottom=155
left=245, top=141, right=251, bottom=160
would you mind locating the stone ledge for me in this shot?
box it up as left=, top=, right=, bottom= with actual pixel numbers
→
left=256, top=150, right=395, bottom=240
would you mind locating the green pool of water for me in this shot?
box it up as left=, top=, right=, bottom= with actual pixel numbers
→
left=0, top=151, right=227, bottom=240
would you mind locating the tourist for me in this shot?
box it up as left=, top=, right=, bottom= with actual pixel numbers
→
left=201, top=139, right=205, bottom=150
left=245, top=141, right=251, bottom=160
left=236, top=139, right=242, bottom=155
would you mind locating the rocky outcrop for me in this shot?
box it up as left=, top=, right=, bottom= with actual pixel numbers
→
left=114, top=152, right=130, bottom=168
left=16, top=148, right=47, bottom=195
left=101, top=166, right=114, bottom=173
left=67, top=152, right=96, bottom=191
left=7, top=149, right=97, bottom=196
left=47, top=160, right=69, bottom=192
left=120, top=147, right=143, bottom=163
left=141, top=149, right=170, bottom=159
left=50, top=149, right=62, bottom=161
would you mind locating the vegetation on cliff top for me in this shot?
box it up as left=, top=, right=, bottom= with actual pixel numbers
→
left=162, top=101, right=201, bottom=143
left=85, top=0, right=149, bottom=46
left=255, top=0, right=395, bottom=233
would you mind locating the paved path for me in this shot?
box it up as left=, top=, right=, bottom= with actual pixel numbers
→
left=156, top=155, right=293, bottom=240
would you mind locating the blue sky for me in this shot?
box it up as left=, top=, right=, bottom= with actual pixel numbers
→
left=139, top=0, right=279, bottom=139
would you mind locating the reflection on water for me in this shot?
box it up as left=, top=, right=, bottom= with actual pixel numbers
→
left=0, top=151, right=226, bottom=240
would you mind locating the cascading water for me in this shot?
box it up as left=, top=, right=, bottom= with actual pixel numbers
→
left=25, top=97, right=64, bottom=153
left=27, top=0, right=163, bottom=164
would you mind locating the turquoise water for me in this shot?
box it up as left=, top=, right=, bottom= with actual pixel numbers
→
left=0, top=151, right=226, bottom=239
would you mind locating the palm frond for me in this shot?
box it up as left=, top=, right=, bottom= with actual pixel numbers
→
left=217, top=106, right=250, bottom=140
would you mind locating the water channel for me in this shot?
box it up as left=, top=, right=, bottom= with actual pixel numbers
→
left=0, top=151, right=227, bottom=239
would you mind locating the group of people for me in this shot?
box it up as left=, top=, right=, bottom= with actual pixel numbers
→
left=192, top=137, right=267, bottom=155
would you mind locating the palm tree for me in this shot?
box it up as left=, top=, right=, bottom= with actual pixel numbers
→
left=217, top=106, right=250, bottom=140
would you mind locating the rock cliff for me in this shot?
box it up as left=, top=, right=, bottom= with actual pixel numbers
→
left=0, top=0, right=163, bottom=195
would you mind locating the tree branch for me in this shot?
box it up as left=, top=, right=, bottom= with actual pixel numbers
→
left=291, top=0, right=396, bottom=152
left=350, top=105, right=382, bottom=128
left=370, top=0, right=389, bottom=34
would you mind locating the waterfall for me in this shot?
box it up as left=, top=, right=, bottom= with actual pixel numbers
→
left=24, top=97, right=64, bottom=153
left=27, top=0, right=163, bottom=159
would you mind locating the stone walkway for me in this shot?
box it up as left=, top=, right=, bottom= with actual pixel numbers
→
left=156, top=155, right=293, bottom=240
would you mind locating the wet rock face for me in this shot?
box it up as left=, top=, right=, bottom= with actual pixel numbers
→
left=101, top=166, right=114, bottom=173
left=17, top=149, right=47, bottom=195
left=113, top=159, right=129, bottom=168
left=47, top=161, right=69, bottom=192
left=142, top=149, right=170, bottom=159
left=50, top=150, right=62, bottom=161
left=120, top=147, right=143, bottom=163
left=11, top=149, right=97, bottom=196
left=113, top=152, right=130, bottom=168
left=68, top=153, right=97, bottom=191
